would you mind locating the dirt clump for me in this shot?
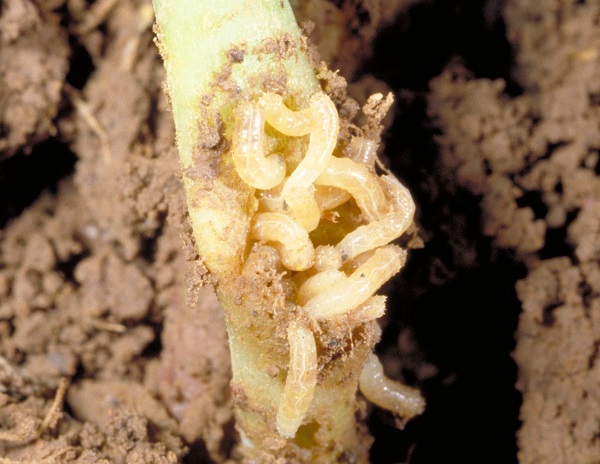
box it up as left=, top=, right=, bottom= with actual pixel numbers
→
left=428, top=0, right=600, bottom=461
left=0, top=0, right=69, bottom=157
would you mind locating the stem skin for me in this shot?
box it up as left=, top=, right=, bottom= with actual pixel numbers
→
left=153, top=1, right=373, bottom=461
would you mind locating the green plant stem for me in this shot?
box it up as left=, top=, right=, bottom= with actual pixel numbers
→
left=153, top=1, right=373, bottom=461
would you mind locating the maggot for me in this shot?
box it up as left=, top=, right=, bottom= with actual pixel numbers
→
left=276, top=321, right=318, bottom=438
left=231, top=101, right=286, bottom=190
left=303, top=245, right=406, bottom=320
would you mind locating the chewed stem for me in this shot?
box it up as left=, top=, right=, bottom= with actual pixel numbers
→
left=276, top=321, right=318, bottom=438
left=359, top=353, right=425, bottom=420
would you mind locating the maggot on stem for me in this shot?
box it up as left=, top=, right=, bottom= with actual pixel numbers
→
left=232, top=90, right=421, bottom=442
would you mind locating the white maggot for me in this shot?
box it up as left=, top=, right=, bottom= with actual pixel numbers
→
left=259, top=92, right=313, bottom=136
left=251, top=212, right=314, bottom=271
left=231, top=101, right=286, bottom=190
left=315, top=156, right=387, bottom=222
left=258, top=184, right=321, bottom=232
left=335, top=174, right=415, bottom=262
left=276, top=321, right=318, bottom=438
left=346, top=295, right=387, bottom=326
left=282, top=187, right=321, bottom=232
left=282, top=91, right=339, bottom=195
left=296, top=269, right=346, bottom=306
left=314, top=185, right=351, bottom=212
left=313, top=245, right=342, bottom=272
left=359, top=353, right=425, bottom=419
left=304, top=246, right=406, bottom=320
left=345, top=135, right=378, bottom=169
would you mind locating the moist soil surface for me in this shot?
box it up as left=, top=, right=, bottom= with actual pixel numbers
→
left=1, top=0, right=598, bottom=463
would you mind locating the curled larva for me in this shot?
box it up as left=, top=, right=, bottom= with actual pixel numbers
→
left=345, top=136, right=378, bottom=169
left=259, top=93, right=313, bottom=136
left=379, top=174, right=415, bottom=231
left=359, top=353, right=425, bottom=420
left=231, top=102, right=286, bottom=190
left=251, top=212, right=314, bottom=271
left=315, top=136, right=379, bottom=212
left=304, top=245, right=406, bottom=320
left=296, top=269, right=346, bottom=305
left=335, top=174, right=415, bottom=262
left=315, top=156, right=387, bottom=222
left=282, top=91, right=339, bottom=195
left=276, top=321, right=318, bottom=438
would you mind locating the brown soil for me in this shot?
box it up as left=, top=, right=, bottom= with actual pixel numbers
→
left=428, top=1, right=600, bottom=462
left=1, top=0, right=598, bottom=463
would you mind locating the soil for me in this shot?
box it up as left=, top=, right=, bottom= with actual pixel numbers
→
left=0, top=0, right=598, bottom=463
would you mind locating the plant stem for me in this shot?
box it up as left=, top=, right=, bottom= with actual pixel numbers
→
left=153, top=0, right=318, bottom=277
left=153, top=1, right=374, bottom=461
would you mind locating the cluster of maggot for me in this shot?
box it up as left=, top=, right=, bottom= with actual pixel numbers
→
left=231, top=90, right=425, bottom=438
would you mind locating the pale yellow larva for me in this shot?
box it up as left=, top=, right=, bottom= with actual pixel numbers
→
left=281, top=91, right=339, bottom=195
left=251, top=212, right=315, bottom=271
left=276, top=321, right=318, bottom=438
left=335, top=174, right=415, bottom=262
left=315, top=156, right=387, bottom=222
left=258, top=184, right=321, bottom=232
left=314, top=136, right=378, bottom=212
left=229, top=90, right=424, bottom=437
left=345, top=135, right=378, bottom=170
left=314, top=184, right=351, bottom=212
left=231, top=101, right=286, bottom=190
left=346, top=295, right=387, bottom=326
left=304, top=245, right=406, bottom=320
left=379, top=173, right=415, bottom=232
left=313, top=244, right=342, bottom=272
left=259, top=92, right=313, bottom=136
left=281, top=186, right=321, bottom=232
left=359, top=352, right=425, bottom=420
left=296, top=269, right=346, bottom=305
